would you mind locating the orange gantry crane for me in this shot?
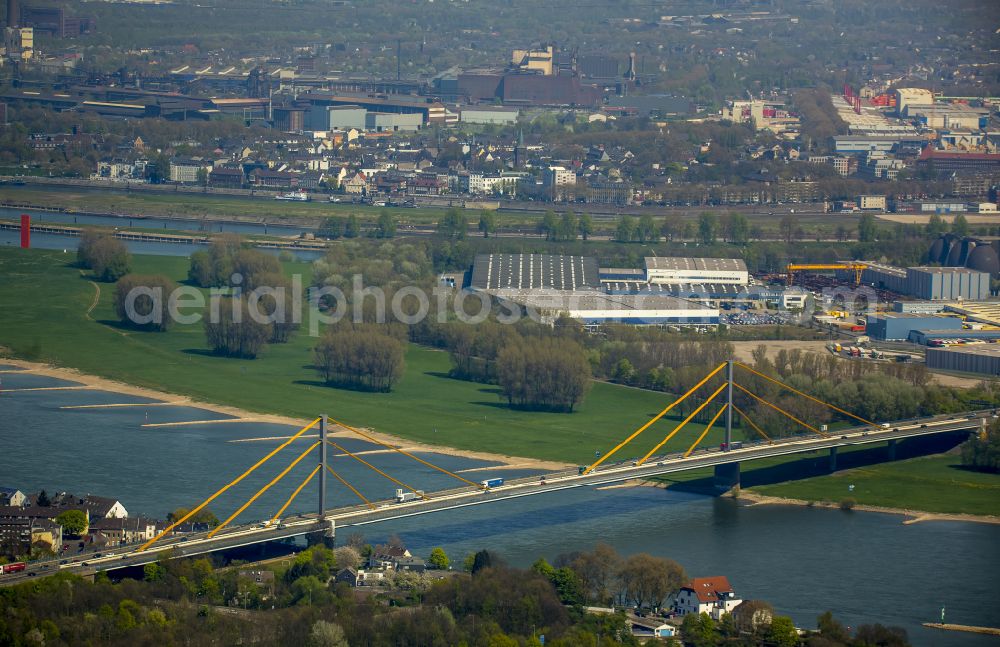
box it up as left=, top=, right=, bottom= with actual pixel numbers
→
left=786, top=263, right=868, bottom=286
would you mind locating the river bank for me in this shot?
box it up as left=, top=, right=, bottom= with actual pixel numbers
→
left=0, top=358, right=572, bottom=473
left=735, top=490, right=1000, bottom=526
left=595, top=476, right=1000, bottom=525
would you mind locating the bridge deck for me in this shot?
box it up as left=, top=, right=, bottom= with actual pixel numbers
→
left=2, top=410, right=990, bottom=584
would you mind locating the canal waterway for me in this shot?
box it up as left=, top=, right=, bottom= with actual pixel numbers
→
left=0, top=369, right=997, bottom=645
left=0, top=226, right=325, bottom=261
left=0, top=205, right=314, bottom=238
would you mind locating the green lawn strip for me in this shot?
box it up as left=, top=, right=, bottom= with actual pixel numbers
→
left=6, top=248, right=982, bottom=491
left=750, top=454, right=1000, bottom=516
left=0, top=248, right=733, bottom=465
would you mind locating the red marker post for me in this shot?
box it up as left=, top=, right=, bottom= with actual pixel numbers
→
left=19, top=214, right=30, bottom=248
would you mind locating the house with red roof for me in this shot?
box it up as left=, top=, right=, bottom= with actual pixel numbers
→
left=672, top=576, right=742, bottom=620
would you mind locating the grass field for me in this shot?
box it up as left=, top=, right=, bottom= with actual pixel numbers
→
left=0, top=247, right=732, bottom=464
left=5, top=247, right=996, bottom=514
left=748, top=454, right=1000, bottom=516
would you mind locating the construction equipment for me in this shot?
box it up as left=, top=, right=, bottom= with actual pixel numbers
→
left=786, top=263, right=868, bottom=286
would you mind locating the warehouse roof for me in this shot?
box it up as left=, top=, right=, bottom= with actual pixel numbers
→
left=872, top=312, right=963, bottom=320
left=644, top=256, right=748, bottom=272
left=495, top=290, right=718, bottom=315
left=907, top=266, right=989, bottom=275
left=927, top=345, right=1000, bottom=358
left=946, top=302, right=1000, bottom=327
left=471, top=254, right=601, bottom=291
left=602, top=282, right=761, bottom=297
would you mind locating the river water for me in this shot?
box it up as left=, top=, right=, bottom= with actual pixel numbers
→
left=0, top=207, right=325, bottom=260
left=0, top=368, right=997, bottom=645
left=0, top=206, right=313, bottom=238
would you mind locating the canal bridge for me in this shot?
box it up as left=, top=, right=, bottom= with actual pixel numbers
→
left=3, top=361, right=992, bottom=583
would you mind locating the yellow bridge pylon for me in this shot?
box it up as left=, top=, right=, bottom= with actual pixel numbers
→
left=140, top=411, right=492, bottom=552
left=586, top=359, right=882, bottom=474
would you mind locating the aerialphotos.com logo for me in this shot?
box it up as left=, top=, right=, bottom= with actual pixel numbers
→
left=123, top=273, right=881, bottom=336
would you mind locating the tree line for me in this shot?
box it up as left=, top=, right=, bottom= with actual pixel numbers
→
left=961, top=419, right=1000, bottom=473
left=313, top=323, right=406, bottom=392
left=0, top=539, right=913, bottom=647
left=77, top=231, right=131, bottom=282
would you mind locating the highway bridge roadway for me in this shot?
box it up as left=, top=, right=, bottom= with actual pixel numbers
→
left=2, top=410, right=991, bottom=585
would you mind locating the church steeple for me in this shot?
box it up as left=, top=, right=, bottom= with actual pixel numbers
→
left=514, top=129, right=525, bottom=168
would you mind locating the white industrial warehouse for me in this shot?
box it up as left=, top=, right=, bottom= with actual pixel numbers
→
left=469, top=253, right=727, bottom=326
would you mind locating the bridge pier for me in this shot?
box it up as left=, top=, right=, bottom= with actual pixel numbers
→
left=713, top=462, right=740, bottom=492
left=829, top=446, right=838, bottom=472
left=319, top=415, right=327, bottom=518
left=887, top=439, right=897, bottom=461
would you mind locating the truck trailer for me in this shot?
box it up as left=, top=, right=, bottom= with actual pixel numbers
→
left=395, top=489, right=424, bottom=503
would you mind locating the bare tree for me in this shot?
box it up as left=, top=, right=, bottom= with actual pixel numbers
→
left=618, top=553, right=686, bottom=611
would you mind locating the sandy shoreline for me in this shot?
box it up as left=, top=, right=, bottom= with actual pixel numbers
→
left=0, top=358, right=572, bottom=472
left=736, top=490, right=1000, bottom=526
left=594, top=475, right=1000, bottom=525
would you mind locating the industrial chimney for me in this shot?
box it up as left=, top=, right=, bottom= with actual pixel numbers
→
left=624, top=52, right=637, bottom=82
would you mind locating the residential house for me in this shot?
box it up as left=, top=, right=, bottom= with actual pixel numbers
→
left=96, top=159, right=139, bottom=181
left=0, top=517, right=63, bottom=556
left=374, top=173, right=406, bottom=196
left=407, top=174, right=447, bottom=195
left=30, top=520, right=63, bottom=553
left=298, top=171, right=327, bottom=191
left=544, top=165, right=577, bottom=200
left=395, top=556, right=426, bottom=573
left=171, top=521, right=213, bottom=534
left=588, top=179, right=632, bottom=206
left=209, top=166, right=246, bottom=189
left=369, top=544, right=411, bottom=570
left=88, top=517, right=157, bottom=545
left=249, top=168, right=298, bottom=189
left=79, top=495, right=127, bottom=519
left=0, top=488, right=26, bottom=507
left=673, top=576, right=743, bottom=620
left=326, top=166, right=349, bottom=190
left=343, top=172, right=368, bottom=195
left=170, top=158, right=210, bottom=183
left=333, top=567, right=358, bottom=587
left=356, top=570, right=386, bottom=586
left=0, top=518, right=32, bottom=556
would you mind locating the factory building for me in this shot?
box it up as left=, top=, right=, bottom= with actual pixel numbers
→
left=893, top=301, right=947, bottom=314
left=908, top=329, right=1000, bottom=345
left=365, top=111, right=422, bottom=132
left=833, top=134, right=926, bottom=154
left=602, top=280, right=804, bottom=310
left=459, top=107, right=519, bottom=125
left=865, top=313, right=964, bottom=341
left=926, top=346, right=1000, bottom=377
left=470, top=254, right=601, bottom=292
left=506, top=292, right=719, bottom=326
left=643, top=257, right=749, bottom=286
left=893, top=88, right=935, bottom=116
left=310, top=105, right=367, bottom=131
left=855, top=263, right=990, bottom=300
left=905, top=267, right=990, bottom=301
left=300, top=92, right=447, bottom=126
left=468, top=254, right=719, bottom=327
